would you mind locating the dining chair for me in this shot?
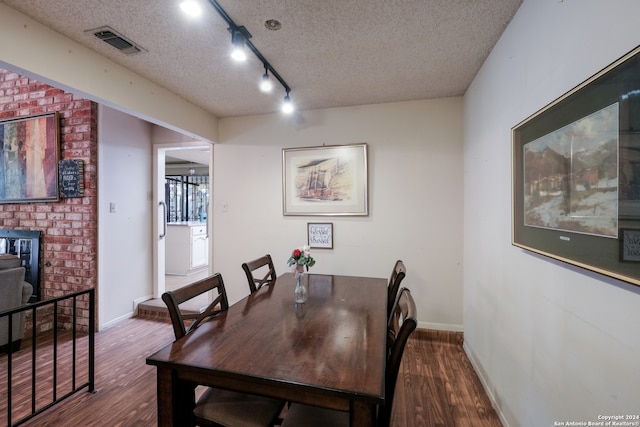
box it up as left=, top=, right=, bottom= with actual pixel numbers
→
left=162, top=273, right=286, bottom=427
left=242, top=254, right=277, bottom=294
left=162, top=273, right=230, bottom=340
left=387, top=260, right=406, bottom=318
left=280, top=287, right=418, bottom=427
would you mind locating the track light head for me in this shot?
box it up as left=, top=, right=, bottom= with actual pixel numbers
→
left=230, top=27, right=248, bottom=61
left=179, top=0, right=201, bottom=17
left=260, top=70, right=273, bottom=92
left=282, top=93, right=294, bottom=114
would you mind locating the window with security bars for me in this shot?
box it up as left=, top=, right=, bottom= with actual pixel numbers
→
left=165, top=175, right=209, bottom=223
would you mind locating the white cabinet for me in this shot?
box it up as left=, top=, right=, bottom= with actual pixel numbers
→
left=165, top=223, right=209, bottom=275
left=191, top=226, right=208, bottom=269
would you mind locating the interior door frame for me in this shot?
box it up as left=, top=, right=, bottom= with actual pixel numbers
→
left=153, top=142, right=212, bottom=298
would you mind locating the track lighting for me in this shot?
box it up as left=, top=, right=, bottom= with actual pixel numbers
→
left=282, top=92, right=294, bottom=114
left=204, top=0, right=294, bottom=114
left=230, top=28, right=248, bottom=62
left=260, top=68, right=273, bottom=93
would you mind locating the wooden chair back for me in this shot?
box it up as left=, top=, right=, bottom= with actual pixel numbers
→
left=387, top=260, right=406, bottom=318
left=380, top=287, right=417, bottom=427
left=162, top=273, right=229, bottom=340
left=242, top=254, right=277, bottom=294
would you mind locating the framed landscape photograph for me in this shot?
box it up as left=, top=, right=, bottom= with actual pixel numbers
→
left=0, top=112, right=60, bottom=203
left=283, top=143, right=368, bottom=216
left=512, top=46, right=640, bottom=287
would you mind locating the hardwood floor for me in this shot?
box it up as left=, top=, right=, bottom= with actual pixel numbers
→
left=2, top=317, right=502, bottom=426
left=395, top=330, right=501, bottom=426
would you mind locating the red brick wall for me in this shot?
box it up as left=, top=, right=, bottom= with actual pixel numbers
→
left=0, top=69, right=98, bottom=331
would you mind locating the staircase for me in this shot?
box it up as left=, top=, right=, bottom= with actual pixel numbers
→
left=137, top=271, right=210, bottom=320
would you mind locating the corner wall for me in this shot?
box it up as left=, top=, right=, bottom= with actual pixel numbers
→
left=463, top=1, right=640, bottom=425
left=98, top=105, right=153, bottom=327
left=215, top=98, right=464, bottom=330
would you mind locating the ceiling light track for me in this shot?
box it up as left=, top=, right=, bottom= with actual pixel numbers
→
left=206, top=0, right=293, bottom=111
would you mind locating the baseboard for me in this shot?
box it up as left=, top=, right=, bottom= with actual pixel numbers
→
left=463, top=341, right=511, bottom=427
left=418, top=320, right=463, bottom=332
left=132, top=295, right=153, bottom=316
left=101, top=311, right=134, bottom=330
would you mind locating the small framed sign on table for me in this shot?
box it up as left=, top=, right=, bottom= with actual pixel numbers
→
left=308, top=223, right=333, bottom=249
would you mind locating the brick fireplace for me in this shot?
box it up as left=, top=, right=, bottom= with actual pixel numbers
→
left=0, top=69, right=98, bottom=331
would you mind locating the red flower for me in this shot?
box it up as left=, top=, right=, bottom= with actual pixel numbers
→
left=292, top=249, right=301, bottom=259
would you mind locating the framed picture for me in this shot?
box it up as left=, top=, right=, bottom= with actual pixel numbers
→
left=308, top=222, right=333, bottom=249
left=283, top=143, right=368, bottom=216
left=620, top=229, right=640, bottom=262
left=0, top=112, right=60, bottom=203
left=512, top=45, right=640, bottom=287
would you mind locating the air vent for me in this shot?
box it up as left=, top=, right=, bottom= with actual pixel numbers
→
left=86, top=26, right=146, bottom=55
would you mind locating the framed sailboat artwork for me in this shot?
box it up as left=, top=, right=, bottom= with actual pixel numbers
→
left=282, top=143, right=368, bottom=216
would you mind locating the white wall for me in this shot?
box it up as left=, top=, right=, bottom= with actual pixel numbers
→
left=214, top=98, right=464, bottom=330
left=463, top=1, right=640, bottom=426
left=98, top=105, right=153, bottom=327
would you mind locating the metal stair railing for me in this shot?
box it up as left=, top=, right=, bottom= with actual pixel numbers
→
left=1, top=289, right=95, bottom=426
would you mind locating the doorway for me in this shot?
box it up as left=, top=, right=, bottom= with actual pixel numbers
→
left=153, top=143, right=212, bottom=299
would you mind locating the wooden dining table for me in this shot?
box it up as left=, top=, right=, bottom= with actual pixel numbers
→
left=146, top=272, right=388, bottom=427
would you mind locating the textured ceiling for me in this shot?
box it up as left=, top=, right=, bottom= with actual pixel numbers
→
left=1, top=0, right=522, bottom=118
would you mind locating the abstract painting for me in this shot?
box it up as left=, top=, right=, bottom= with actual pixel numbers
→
left=0, top=113, right=59, bottom=203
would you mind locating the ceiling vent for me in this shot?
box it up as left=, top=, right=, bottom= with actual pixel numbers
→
left=86, top=26, right=146, bottom=55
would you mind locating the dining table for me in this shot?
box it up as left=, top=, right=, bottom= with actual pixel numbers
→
left=146, top=272, right=388, bottom=427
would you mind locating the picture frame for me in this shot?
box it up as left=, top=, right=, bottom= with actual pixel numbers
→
left=620, top=228, right=640, bottom=262
left=308, top=222, right=333, bottom=249
left=512, top=45, right=640, bottom=287
left=283, top=143, right=368, bottom=216
left=59, top=159, right=85, bottom=198
left=0, top=112, right=60, bottom=203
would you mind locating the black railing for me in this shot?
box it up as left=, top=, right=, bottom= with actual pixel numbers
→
left=0, top=289, right=95, bottom=426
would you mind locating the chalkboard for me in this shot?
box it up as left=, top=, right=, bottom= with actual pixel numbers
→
left=59, top=159, right=84, bottom=198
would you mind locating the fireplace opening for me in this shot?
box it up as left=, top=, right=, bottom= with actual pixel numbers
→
left=0, top=229, right=40, bottom=302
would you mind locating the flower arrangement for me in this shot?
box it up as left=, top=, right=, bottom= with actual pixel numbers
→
left=287, top=245, right=316, bottom=274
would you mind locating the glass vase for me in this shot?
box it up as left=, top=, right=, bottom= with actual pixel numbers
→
left=294, top=272, right=307, bottom=303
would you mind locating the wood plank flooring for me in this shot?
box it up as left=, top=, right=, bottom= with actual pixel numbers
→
left=395, top=330, right=501, bottom=426
left=1, top=317, right=502, bottom=426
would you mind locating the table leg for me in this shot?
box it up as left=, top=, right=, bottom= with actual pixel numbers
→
left=350, top=400, right=376, bottom=427
left=156, top=368, right=174, bottom=427
left=156, top=367, right=196, bottom=426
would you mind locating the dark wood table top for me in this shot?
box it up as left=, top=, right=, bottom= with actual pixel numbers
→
left=147, top=272, right=388, bottom=411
